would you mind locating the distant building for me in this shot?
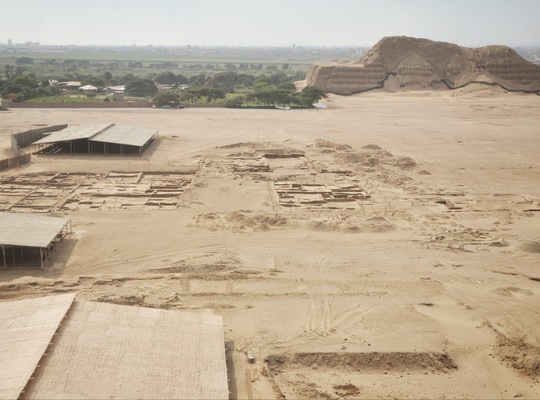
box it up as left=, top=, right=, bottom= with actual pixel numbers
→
left=79, top=84, right=98, bottom=92
left=106, top=85, right=125, bottom=93
left=58, top=81, right=81, bottom=90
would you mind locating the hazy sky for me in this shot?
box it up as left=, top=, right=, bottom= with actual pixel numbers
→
left=4, top=0, right=540, bottom=47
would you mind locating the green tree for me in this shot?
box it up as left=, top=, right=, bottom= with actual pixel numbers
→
left=253, top=74, right=270, bottom=90
left=238, top=74, right=255, bottom=88
left=82, top=76, right=106, bottom=88
left=152, top=91, right=181, bottom=107
left=16, top=57, right=34, bottom=65
left=277, top=82, right=296, bottom=91
left=14, top=66, right=25, bottom=77
left=119, top=73, right=137, bottom=85
left=175, top=73, right=188, bottom=85
left=269, top=72, right=289, bottom=87
left=181, top=86, right=209, bottom=103
left=247, top=88, right=291, bottom=106
left=206, top=72, right=239, bottom=93
left=155, top=71, right=177, bottom=85
left=4, top=64, right=14, bottom=79
left=206, top=88, right=226, bottom=103
left=11, top=74, right=39, bottom=88
left=103, top=71, right=113, bottom=85
left=125, top=79, right=158, bottom=97
left=224, top=95, right=244, bottom=108
left=298, top=86, right=327, bottom=107
left=188, top=74, right=206, bottom=86
left=2, top=74, right=40, bottom=102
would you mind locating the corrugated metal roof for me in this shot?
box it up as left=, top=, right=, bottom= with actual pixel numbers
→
left=33, top=124, right=156, bottom=147
left=0, top=212, right=70, bottom=248
left=2, top=296, right=228, bottom=400
left=34, top=123, right=114, bottom=144
left=0, top=294, right=76, bottom=400
left=89, top=125, right=158, bottom=147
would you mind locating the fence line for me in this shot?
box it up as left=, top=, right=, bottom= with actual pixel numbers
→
left=11, top=124, right=68, bottom=156
left=0, top=154, right=31, bottom=171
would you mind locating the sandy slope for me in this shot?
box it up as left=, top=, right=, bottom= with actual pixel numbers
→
left=1, top=89, right=540, bottom=399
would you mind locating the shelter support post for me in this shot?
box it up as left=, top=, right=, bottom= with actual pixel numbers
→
left=2, top=245, right=6, bottom=270
left=40, top=248, right=44, bottom=270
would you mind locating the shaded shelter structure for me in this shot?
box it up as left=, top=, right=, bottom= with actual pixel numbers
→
left=0, top=295, right=229, bottom=400
left=34, top=123, right=158, bottom=156
left=0, top=212, right=72, bottom=270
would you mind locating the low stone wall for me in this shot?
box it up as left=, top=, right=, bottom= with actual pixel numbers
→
left=4, top=100, right=152, bottom=109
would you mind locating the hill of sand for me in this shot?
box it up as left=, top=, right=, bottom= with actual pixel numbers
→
left=306, top=36, right=540, bottom=94
left=1, top=90, right=540, bottom=399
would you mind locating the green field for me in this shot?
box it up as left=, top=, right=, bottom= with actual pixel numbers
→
left=0, top=52, right=319, bottom=65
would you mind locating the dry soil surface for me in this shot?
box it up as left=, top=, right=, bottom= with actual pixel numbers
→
left=1, top=88, right=540, bottom=399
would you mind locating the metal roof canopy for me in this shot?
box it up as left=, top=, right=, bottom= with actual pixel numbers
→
left=16, top=298, right=228, bottom=400
left=0, top=212, right=70, bottom=248
left=34, top=123, right=113, bottom=144
left=33, top=123, right=157, bottom=148
left=0, top=294, right=76, bottom=400
left=0, top=212, right=71, bottom=270
left=89, top=125, right=158, bottom=147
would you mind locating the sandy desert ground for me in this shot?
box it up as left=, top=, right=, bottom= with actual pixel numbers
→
left=1, top=87, right=540, bottom=399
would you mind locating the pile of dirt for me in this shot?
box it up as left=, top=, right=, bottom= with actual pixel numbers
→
left=518, top=240, right=540, bottom=253
left=329, top=142, right=416, bottom=171
left=451, top=82, right=510, bottom=97
left=332, top=384, right=361, bottom=397
left=192, top=211, right=289, bottom=232
left=494, top=332, right=540, bottom=378
left=218, top=141, right=304, bottom=158
left=306, top=216, right=395, bottom=234
left=95, top=293, right=147, bottom=306
left=313, top=139, right=352, bottom=152
left=265, top=352, right=457, bottom=373
left=149, top=251, right=242, bottom=274
left=306, top=36, right=540, bottom=95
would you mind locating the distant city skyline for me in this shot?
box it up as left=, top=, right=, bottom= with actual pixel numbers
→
left=4, top=0, right=540, bottom=47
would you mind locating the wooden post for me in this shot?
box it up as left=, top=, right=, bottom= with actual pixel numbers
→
left=2, top=245, right=6, bottom=270
left=40, top=248, right=44, bottom=270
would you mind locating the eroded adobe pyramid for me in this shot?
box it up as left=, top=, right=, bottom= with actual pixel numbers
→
left=305, top=36, right=540, bottom=94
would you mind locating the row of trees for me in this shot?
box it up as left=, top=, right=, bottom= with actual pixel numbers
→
left=0, top=73, right=61, bottom=102
left=152, top=85, right=327, bottom=108
left=13, top=57, right=294, bottom=72
left=2, top=67, right=326, bottom=107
